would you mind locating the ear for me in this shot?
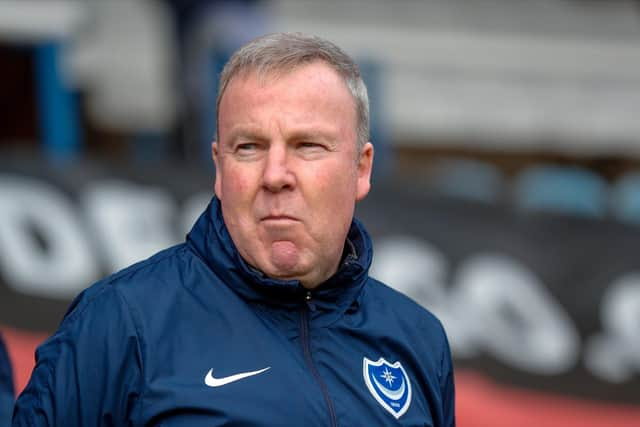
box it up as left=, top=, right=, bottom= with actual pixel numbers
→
left=212, top=141, right=222, bottom=198
left=356, top=142, right=374, bottom=201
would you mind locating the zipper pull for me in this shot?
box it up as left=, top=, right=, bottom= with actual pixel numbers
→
left=305, top=290, right=316, bottom=311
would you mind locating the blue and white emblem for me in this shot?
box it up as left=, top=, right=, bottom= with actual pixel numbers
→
left=363, top=357, right=412, bottom=419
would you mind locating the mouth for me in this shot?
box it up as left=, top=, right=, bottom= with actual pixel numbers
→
left=261, top=214, right=299, bottom=222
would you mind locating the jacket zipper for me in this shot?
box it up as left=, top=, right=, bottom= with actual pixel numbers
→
left=300, top=291, right=338, bottom=427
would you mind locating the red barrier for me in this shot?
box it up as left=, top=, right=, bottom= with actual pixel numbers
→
left=456, top=370, right=640, bottom=427
left=1, top=326, right=48, bottom=395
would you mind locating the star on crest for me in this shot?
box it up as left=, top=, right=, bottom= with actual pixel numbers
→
left=380, top=368, right=396, bottom=386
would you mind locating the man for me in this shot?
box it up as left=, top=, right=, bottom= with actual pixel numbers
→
left=14, top=33, right=455, bottom=426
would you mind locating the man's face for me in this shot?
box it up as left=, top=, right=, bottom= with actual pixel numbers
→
left=213, top=61, right=373, bottom=288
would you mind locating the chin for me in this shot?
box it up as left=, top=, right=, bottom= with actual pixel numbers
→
left=262, top=263, right=309, bottom=282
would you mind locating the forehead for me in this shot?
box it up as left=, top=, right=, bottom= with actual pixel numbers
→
left=222, top=61, right=353, bottom=108
left=218, top=62, right=357, bottom=135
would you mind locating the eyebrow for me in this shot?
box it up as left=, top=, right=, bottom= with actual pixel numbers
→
left=288, top=130, right=336, bottom=145
left=224, top=126, right=268, bottom=144
left=224, top=126, right=339, bottom=147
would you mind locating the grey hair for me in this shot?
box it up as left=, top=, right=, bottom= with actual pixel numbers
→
left=216, top=32, right=370, bottom=151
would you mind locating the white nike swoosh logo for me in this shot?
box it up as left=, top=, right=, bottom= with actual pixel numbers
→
left=204, top=367, right=271, bottom=387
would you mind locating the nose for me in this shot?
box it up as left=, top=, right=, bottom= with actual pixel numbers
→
left=262, top=144, right=295, bottom=192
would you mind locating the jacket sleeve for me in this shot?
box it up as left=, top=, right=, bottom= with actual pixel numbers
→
left=439, top=332, right=456, bottom=427
left=12, top=285, right=143, bottom=427
left=1, top=334, right=14, bottom=427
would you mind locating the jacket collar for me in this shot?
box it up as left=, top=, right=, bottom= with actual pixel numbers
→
left=186, top=197, right=373, bottom=311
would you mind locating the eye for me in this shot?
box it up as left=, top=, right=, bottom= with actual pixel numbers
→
left=298, top=142, right=324, bottom=150
left=237, top=143, right=258, bottom=152
left=232, top=142, right=264, bottom=160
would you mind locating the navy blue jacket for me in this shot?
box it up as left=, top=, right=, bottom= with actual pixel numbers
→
left=13, top=197, right=455, bottom=426
left=1, top=334, right=14, bottom=427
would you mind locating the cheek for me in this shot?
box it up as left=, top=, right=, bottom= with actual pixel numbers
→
left=221, top=165, right=252, bottom=196
left=313, top=158, right=356, bottom=188
left=325, top=162, right=358, bottom=196
left=308, top=164, right=358, bottom=215
left=313, top=169, right=333, bottom=191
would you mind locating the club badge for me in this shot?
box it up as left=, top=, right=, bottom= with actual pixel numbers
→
left=363, top=357, right=412, bottom=419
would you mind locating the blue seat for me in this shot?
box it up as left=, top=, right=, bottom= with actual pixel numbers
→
left=611, top=172, right=640, bottom=225
left=513, top=165, right=608, bottom=218
left=427, top=158, right=504, bottom=203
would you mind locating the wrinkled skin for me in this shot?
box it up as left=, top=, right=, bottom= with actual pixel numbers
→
left=213, top=61, right=373, bottom=288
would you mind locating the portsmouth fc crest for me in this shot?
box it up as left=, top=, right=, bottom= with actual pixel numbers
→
left=363, top=357, right=412, bottom=419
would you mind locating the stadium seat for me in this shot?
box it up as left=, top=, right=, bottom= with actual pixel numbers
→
left=513, top=165, right=608, bottom=218
left=611, top=172, right=640, bottom=225
left=426, top=158, right=504, bottom=203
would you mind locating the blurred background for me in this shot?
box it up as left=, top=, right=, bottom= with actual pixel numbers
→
left=1, top=0, right=640, bottom=426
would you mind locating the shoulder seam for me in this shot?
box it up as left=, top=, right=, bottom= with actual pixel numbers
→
left=104, top=244, right=188, bottom=285
left=63, top=245, right=188, bottom=325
